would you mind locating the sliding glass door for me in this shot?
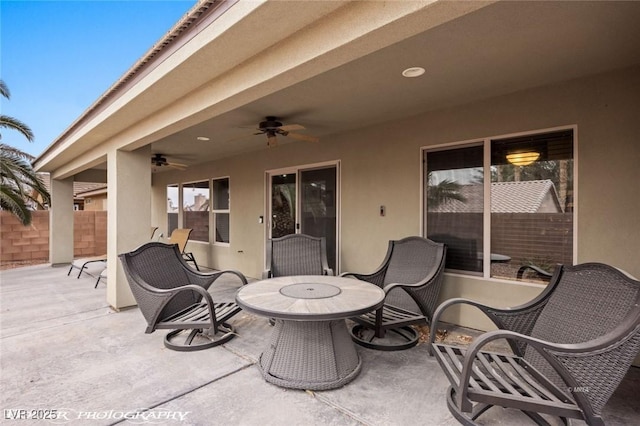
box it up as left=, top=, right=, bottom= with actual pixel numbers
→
left=268, top=163, right=338, bottom=271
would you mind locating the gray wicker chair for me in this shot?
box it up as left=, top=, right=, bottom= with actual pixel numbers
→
left=341, top=236, right=446, bottom=350
left=429, top=262, right=640, bottom=426
left=263, top=234, right=333, bottom=279
left=119, top=242, right=248, bottom=351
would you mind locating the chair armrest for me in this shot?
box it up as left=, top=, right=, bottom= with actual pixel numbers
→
left=181, top=267, right=221, bottom=289
left=340, top=270, right=385, bottom=286
left=182, top=267, right=248, bottom=288
left=150, top=283, right=217, bottom=326
left=382, top=267, right=439, bottom=294
left=428, top=288, right=556, bottom=357
left=428, top=298, right=504, bottom=354
left=211, top=269, right=248, bottom=286
left=451, top=329, right=569, bottom=410
left=453, top=325, right=640, bottom=411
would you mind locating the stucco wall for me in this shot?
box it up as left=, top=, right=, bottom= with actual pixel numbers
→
left=82, top=194, right=108, bottom=211
left=151, top=66, right=640, bottom=330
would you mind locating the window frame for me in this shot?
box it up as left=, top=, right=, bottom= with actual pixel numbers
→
left=212, top=176, right=230, bottom=246
left=182, top=179, right=211, bottom=243
left=166, top=183, right=180, bottom=237
left=421, top=125, right=578, bottom=283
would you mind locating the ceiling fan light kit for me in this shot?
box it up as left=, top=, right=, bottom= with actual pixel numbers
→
left=254, top=116, right=319, bottom=146
left=151, top=153, right=187, bottom=170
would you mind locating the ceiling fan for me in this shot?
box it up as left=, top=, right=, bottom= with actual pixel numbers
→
left=151, top=153, right=187, bottom=171
left=251, top=116, right=319, bottom=147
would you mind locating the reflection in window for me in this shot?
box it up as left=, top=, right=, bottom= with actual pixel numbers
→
left=490, top=130, right=573, bottom=282
left=213, top=178, right=230, bottom=244
left=167, top=184, right=179, bottom=236
left=271, top=174, right=296, bottom=238
left=424, top=129, right=574, bottom=283
left=183, top=181, right=209, bottom=242
left=425, top=145, right=484, bottom=274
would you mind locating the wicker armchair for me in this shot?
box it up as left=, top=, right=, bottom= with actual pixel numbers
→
left=119, top=242, right=248, bottom=351
left=429, top=262, right=640, bottom=426
left=341, top=236, right=446, bottom=350
left=263, top=234, right=333, bottom=279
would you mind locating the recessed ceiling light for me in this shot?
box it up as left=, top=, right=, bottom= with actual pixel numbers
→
left=402, top=67, right=425, bottom=78
left=196, top=136, right=210, bottom=141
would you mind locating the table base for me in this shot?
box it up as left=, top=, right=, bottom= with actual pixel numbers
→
left=258, top=319, right=361, bottom=390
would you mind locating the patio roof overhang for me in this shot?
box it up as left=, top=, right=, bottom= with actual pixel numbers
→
left=33, top=0, right=640, bottom=178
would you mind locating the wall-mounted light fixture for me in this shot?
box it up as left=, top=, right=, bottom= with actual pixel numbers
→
left=506, top=151, right=540, bottom=166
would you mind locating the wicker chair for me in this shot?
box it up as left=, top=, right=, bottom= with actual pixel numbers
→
left=341, top=236, right=446, bottom=350
left=429, top=262, right=640, bottom=426
left=119, top=242, right=248, bottom=351
left=263, top=234, right=333, bottom=279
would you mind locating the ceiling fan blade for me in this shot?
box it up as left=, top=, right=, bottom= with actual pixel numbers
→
left=286, top=132, right=319, bottom=143
left=279, top=124, right=305, bottom=132
left=168, top=162, right=188, bottom=170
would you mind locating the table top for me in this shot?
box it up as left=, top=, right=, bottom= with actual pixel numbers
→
left=235, top=275, right=385, bottom=321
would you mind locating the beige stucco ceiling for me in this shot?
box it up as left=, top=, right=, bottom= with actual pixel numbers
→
left=35, top=0, right=640, bottom=176
left=149, top=0, right=640, bottom=167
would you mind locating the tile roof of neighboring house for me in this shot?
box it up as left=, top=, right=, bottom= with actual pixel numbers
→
left=39, top=173, right=107, bottom=198
left=430, top=180, right=562, bottom=213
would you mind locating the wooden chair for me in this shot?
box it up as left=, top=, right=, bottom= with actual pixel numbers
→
left=429, top=262, right=640, bottom=425
left=341, top=236, right=446, bottom=350
left=119, top=242, right=248, bottom=351
left=167, top=228, right=199, bottom=271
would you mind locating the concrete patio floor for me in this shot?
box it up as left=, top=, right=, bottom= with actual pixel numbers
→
left=1, top=264, right=638, bottom=426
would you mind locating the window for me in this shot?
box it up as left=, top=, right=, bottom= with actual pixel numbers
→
left=212, top=177, right=230, bottom=244
left=183, top=181, right=210, bottom=242
left=167, top=184, right=179, bottom=236
left=424, top=129, right=574, bottom=283
left=426, top=145, right=484, bottom=273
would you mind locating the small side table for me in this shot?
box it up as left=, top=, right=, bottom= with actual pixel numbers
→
left=236, top=275, right=385, bottom=390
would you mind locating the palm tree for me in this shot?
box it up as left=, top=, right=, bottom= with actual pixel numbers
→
left=0, top=79, right=50, bottom=226
left=426, top=173, right=466, bottom=208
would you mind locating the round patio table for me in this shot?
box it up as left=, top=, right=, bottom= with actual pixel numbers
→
left=236, top=275, right=385, bottom=390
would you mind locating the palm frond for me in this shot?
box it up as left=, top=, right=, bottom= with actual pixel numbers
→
left=427, top=177, right=467, bottom=208
left=0, top=143, right=35, bottom=161
left=0, top=79, right=9, bottom=99
left=1, top=143, right=50, bottom=219
left=0, top=187, right=32, bottom=226
left=0, top=115, right=34, bottom=142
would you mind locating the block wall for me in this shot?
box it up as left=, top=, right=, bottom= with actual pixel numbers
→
left=0, top=211, right=108, bottom=262
left=0, top=211, right=50, bottom=261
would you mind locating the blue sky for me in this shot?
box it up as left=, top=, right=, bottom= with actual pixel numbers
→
left=1, top=0, right=195, bottom=158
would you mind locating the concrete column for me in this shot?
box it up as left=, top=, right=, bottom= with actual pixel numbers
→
left=49, top=177, right=74, bottom=266
left=106, top=146, right=151, bottom=310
